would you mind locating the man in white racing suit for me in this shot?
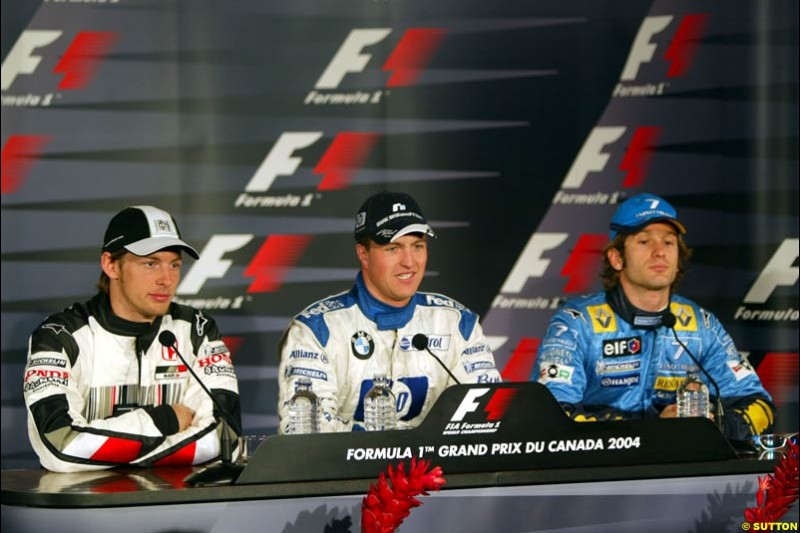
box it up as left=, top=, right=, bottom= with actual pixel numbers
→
left=278, top=191, right=501, bottom=433
left=24, top=206, right=241, bottom=472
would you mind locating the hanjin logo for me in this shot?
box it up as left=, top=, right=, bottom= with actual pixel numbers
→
left=614, top=14, right=710, bottom=97
left=2, top=30, right=118, bottom=107
left=306, top=28, right=446, bottom=106
left=236, top=131, right=380, bottom=208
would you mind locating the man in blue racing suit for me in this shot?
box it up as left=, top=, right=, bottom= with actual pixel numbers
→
left=278, top=191, right=501, bottom=433
left=533, top=193, right=774, bottom=440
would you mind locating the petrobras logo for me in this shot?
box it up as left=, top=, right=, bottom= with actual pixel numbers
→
left=443, top=386, right=520, bottom=436
left=236, top=132, right=381, bottom=207
left=174, top=233, right=313, bottom=305
left=463, top=360, right=496, bottom=374
left=735, top=239, right=799, bottom=323
left=2, top=29, right=118, bottom=107
left=614, top=13, right=710, bottom=98
left=285, top=366, right=328, bottom=381
left=493, top=232, right=605, bottom=300
left=306, top=27, right=446, bottom=106
left=561, top=126, right=663, bottom=190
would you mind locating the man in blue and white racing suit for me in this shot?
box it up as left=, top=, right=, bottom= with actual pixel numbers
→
left=278, top=191, right=501, bottom=433
left=534, top=194, right=774, bottom=441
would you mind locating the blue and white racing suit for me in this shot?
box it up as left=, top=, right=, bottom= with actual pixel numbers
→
left=278, top=273, right=501, bottom=433
left=533, top=289, right=774, bottom=440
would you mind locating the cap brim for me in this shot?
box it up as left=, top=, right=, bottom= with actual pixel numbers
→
left=611, top=217, right=686, bottom=239
left=125, top=237, right=200, bottom=259
left=389, top=223, right=436, bottom=243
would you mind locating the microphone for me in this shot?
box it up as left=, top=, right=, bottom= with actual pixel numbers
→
left=663, top=313, right=724, bottom=434
left=158, top=330, right=242, bottom=485
left=411, top=334, right=461, bottom=385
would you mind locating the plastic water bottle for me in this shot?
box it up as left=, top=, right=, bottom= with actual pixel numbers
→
left=364, top=374, right=397, bottom=431
left=287, top=378, right=318, bottom=434
left=676, top=371, right=710, bottom=418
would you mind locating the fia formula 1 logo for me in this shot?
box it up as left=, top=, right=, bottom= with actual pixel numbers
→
left=306, top=28, right=445, bottom=105
left=443, top=386, right=520, bottom=436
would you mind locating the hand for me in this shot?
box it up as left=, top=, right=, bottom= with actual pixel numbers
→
left=660, top=404, right=678, bottom=418
left=172, top=404, right=195, bottom=431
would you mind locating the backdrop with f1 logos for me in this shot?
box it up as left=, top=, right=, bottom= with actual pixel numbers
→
left=2, top=0, right=797, bottom=468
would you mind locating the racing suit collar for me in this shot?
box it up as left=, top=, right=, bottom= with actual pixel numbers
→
left=353, top=272, right=417, bottom=330
left=606, top=284, right=672, bottom=329
left=89, top=292, right=164, bottom=337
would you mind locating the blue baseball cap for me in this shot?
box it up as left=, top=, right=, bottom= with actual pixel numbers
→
left=609, top=193, right=686, bottom=240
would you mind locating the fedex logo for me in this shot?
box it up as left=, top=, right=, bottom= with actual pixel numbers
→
left=499, top=233, right=605, bottom=295
left=450, top=387, right=519, bottom=422
left=2, top=30, right=117, bottom=91
left=562, top=126, right=662, bottom=189
left=242, top=131, right=379, bottom=195
left=314, top=28, right=446, bottom=90
left=177, top=234, right=311, bottom=295
left=620, top=14, right=710, bottom=82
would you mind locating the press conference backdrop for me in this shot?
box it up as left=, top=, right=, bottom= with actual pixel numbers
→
left=1, top=0, right=797, bottom=469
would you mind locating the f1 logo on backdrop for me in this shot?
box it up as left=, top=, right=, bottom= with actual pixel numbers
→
left=736, top=239, right=799, bottom=323
left=560, top=126, right=663, bottom=190
left=497, top=233, right=606, bottom=297
left=2, top=30, right=117, bottom=105
left=177, top=234, right=312, bottom=296
left=614, top=14, right=709, bottom=97
left=306, top=28, right=446, bottom=105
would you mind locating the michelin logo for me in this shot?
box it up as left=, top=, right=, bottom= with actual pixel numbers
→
left=285, top=366, right=328, bottom=381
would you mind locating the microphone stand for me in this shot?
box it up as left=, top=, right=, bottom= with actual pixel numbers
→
left=411, top=334, right=462, bottom=385
left=667, top=322, right=724, bottom=434
left=158, top=332, right=243, bottom=485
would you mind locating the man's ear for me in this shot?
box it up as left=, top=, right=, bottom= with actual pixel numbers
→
left=101, top=252, right=120, bottom=280
left=355, top=243, right=368, bottom=270
left=607, top=247, right=624, bottom=272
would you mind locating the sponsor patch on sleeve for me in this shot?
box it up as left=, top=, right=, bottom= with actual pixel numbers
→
left=538, top=362, right=574, bottom=385
left=727, top=359, right=755, bottom=381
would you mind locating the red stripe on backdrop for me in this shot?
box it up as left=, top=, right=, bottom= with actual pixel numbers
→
left=501, top=338, right=541, bottom=383
left=756, top=353, right=799, bottom=408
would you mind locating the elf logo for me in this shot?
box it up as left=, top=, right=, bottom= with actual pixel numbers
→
left=620, top=14, right=710, bottom=82
left=240, top=132, right=379, bottom=198
left=450, top=386, right=519, bottom=422
left=499, top=233, right=605, bottom=295
left=314, top=28, right=445, bottom=89
left=562, top=126, right=662, bottom=189
left=602, top=336, right=642, bottom=357
left=177, top=234, right=311, bottom=295
left=2, top=30, right=117, bottom=91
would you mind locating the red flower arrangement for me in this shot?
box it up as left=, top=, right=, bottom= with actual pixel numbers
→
left=745, top=440, right=799, bottom=523
left=361, top=458, right=446, bottom=533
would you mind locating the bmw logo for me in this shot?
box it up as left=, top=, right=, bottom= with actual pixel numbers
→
left=350, top=331, right=375, bottom=360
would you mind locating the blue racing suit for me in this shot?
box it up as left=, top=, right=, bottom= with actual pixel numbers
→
left=533, top=288, right=774, bottom=440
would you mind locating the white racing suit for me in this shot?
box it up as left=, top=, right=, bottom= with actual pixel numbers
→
left=278, top=273, right=501, bottom=433
left=24, top=293, right=241, bottom=472
left=534, top=287, right=774, bottom=440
